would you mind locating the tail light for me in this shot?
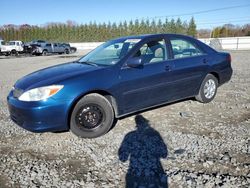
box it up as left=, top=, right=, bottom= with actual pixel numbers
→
left=227, top=54, right=231, bottom=63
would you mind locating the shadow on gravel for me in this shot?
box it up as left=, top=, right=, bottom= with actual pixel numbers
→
left=118, top=115, right=168, bottom=188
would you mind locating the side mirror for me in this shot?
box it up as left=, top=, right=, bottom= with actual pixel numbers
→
left=127, top=57, right=143, bottom=68
left=114, top=44, right=119, bottom=49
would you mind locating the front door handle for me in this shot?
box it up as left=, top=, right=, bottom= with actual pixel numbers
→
left=165, top=65, right=171, bottom=71
left=203, top=59, right=207, bottom=64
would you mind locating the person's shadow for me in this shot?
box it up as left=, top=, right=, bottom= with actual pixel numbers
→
left=118, top=115, right=168, bottom=188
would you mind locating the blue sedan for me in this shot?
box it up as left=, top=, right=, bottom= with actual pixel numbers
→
left=7, top=34, right=233, bottom=138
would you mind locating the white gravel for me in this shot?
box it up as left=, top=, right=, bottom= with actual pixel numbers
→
left=0, top=50, right=249, bottom=187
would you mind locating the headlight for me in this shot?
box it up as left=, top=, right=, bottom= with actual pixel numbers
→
left=18, top=85, right=63, bottom=101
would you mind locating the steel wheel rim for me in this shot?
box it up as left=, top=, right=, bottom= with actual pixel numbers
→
left=204, top=79, right=216, bottom=99
left=75, top=104, right=104, bottom=130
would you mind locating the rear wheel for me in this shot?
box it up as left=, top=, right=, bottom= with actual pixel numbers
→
left=11, top=50, right=17, bottom=56
left=70, top=93, right=115, bottom=138
left=195, top=74, right=218, bottom=103
left=42, top=50, right=47, bottom=56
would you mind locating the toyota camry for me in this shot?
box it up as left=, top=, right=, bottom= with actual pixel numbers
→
left=7, top=34, right=232, bottom=138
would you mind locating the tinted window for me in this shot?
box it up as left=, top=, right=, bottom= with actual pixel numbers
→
left=134, top=39, right=167, bottom=64
left=170, top=39, right=203, bottom=59
left=46, top=43, right=51, bottom=47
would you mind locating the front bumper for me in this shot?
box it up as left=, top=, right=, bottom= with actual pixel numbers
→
left=31, top=49, right=42, bottom=54
left=7, top=93, right=71, bottom=132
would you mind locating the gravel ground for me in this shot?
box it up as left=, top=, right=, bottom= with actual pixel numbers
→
left=0, top=50, right=249, bottom=188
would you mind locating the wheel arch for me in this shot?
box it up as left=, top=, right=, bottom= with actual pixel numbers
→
left=209, top=71, right=220, bottom=84
left=195, top=71, right=220, bottom=97
left=67, top=90, right=119, bottom=129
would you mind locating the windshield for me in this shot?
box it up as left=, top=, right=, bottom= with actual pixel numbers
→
left=79, top=38, right=141, bottom=66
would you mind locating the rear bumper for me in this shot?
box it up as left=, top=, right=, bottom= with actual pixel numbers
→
left=7, top=94, right=71, bottom=132
left=219, top=66, right=233, bottom=85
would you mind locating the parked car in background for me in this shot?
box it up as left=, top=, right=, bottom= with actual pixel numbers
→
left=7, top=34, right=233, bottom=138
left=0, top=40, right=5, bottom=54
left=0, top=41, right=24, bottom=55
left=23, top=40, right=48, bottom=54
left=23, top=44, right=40, bottom=54
left=32, top=42, right=70, bottom=55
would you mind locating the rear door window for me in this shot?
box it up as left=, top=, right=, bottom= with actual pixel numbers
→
left=170, top=38, right=203, bottom=59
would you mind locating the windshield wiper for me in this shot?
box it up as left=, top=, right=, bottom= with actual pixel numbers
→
left=78, top=61, right=99, bottom=67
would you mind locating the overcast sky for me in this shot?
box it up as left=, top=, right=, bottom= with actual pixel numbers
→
left=1, top=0, right=250, bottom=29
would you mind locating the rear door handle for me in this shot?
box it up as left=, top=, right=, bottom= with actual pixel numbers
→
left=203, top=59, right=207, bottom=64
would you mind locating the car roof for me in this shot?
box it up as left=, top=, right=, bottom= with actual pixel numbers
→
left=113, top=33, right=216, bottom=54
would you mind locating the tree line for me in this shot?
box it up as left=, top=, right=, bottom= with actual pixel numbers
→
left=211, top=24, right=250, bottom=38
left=1, top=17, right=248, bottom=42
left=0, top=18, right=197, bottom=42
left=198, top=24, right=250, bottom=38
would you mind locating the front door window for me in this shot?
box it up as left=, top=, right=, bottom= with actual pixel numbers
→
left=134, top=39, right=167, bottom=64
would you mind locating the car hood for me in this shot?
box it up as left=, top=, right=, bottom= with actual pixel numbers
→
left=15, top=61, right=101, bottom=90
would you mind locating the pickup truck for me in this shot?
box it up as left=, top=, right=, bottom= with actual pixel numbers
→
left=0, top=40, right=5, bottom=54
left=32, top=43, right=70, bottom=55
left=0, top=41, right=24, bottom=55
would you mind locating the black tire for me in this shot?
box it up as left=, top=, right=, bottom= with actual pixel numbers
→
left=70, top=93, right=115, bottom=138
left=11, top=50, right=17, bottom=56
left=195, top=74, right=218, bottom=103
left=65, top=49, right=69, bottom=54
left=42, top=50, right=47, bottom=56
left=70, top=47, right=77, bottom=53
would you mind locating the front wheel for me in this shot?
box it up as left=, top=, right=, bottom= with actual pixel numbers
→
left=70, top=93, right=115, bottom=138
left=65, top=49, right=69, bottom=54
left=195, top=74, right=218, bottom=103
